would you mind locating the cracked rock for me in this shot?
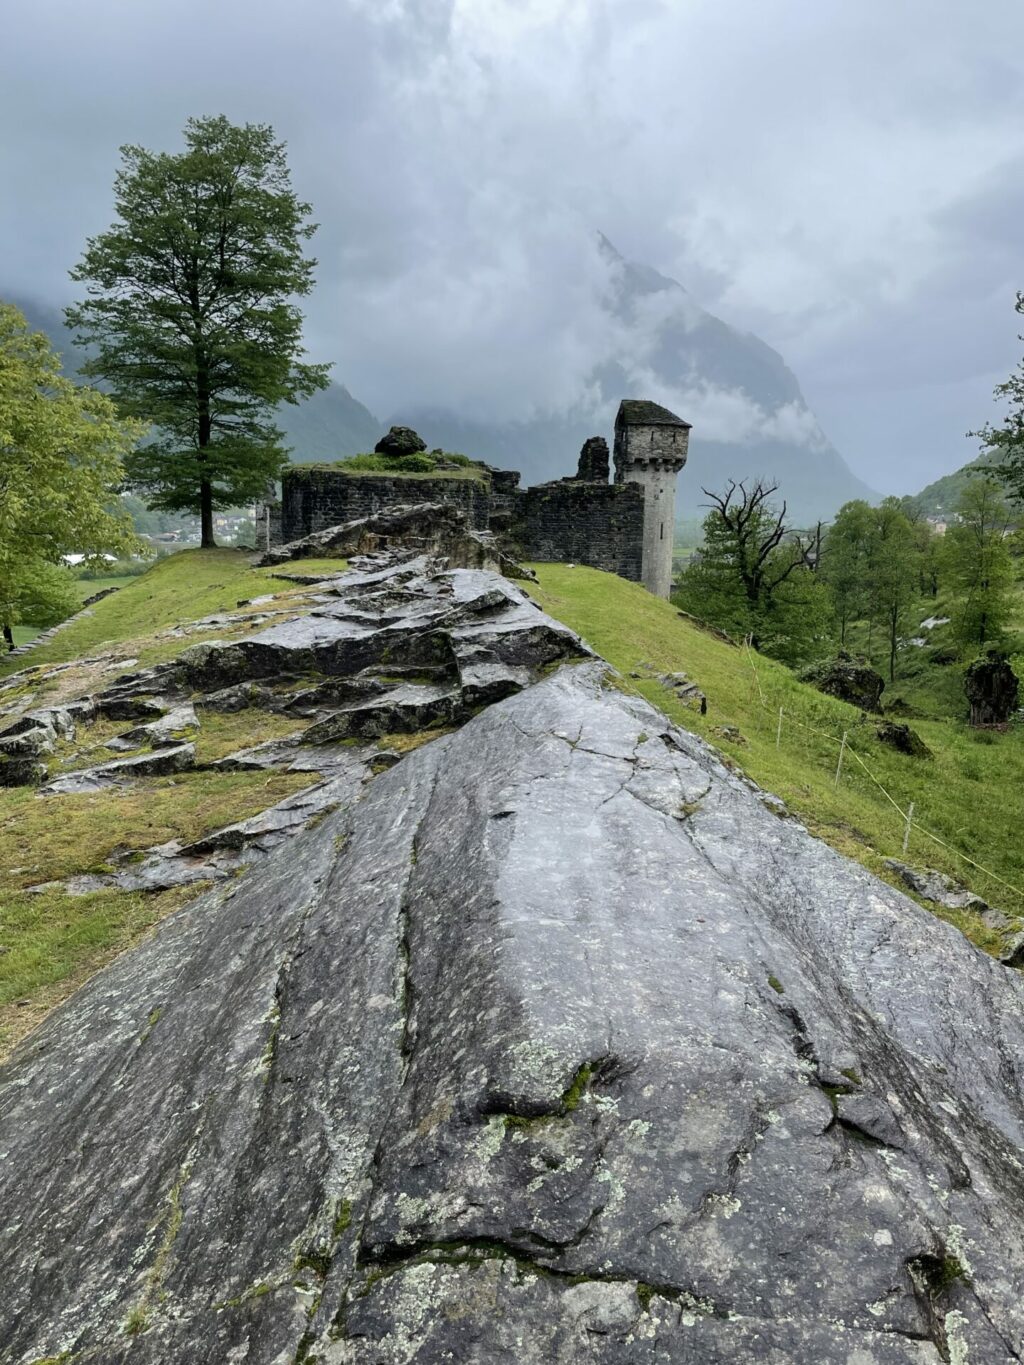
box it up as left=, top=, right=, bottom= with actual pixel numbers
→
left=3, top=624, right=1024, bottom=1362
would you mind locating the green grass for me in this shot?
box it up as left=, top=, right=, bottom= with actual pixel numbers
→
left=528, top=564, right=1024, bottom=939
left=0, top=550, right=338, bottom=1059
left=290, top=450, right=487, bottom=480
left=7, top=577, right=139, bottom=650
left=0, top=550, right=293, bottom=679
left=0, top=767, right=311, bottom=1058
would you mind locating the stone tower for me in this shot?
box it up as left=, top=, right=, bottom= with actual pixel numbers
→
left=613, top=399, right=691, bottom=597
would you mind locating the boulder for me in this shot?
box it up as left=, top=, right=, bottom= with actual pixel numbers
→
left=875, top=720, right=932, bottom=758
left=4, top=655, right=1024, bottom=1360
left=799, top=653, right=884, bottom=712
left=575, top=435, right=610, bottom=483
left=965, top=650, right=1019, bottom=728
left=374, top=425, right=428, bottom=457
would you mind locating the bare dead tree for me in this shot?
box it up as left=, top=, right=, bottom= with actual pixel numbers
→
left=700, top=479, right=808, bottom=605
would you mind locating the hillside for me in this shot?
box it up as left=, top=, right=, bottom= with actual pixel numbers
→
left=3, top=544, right=1024, bottom=1361
left=910, top=451, right=1006, bottom=518
left=3, top=550, right=1021, bottom=1063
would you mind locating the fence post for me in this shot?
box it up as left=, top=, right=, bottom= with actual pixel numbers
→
left=776, top=706, right=784, bottom=749
left=834, top=731, right=848, bottom=787
left=902, top=801, right=915, bottom=855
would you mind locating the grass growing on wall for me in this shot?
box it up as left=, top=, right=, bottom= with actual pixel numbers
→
left=527, top=563, right=1024, bottom=939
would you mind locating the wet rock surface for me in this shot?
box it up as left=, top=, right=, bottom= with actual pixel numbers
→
left=258, top=502, right=535, bottom=581
left=5, top=557, right=585, bottom=893
left=2, top=561, right=1024, bottom=1362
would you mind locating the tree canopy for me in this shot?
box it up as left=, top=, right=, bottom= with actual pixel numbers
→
left=66, top=115, right=330, bottom=547
left=943, top=477, right=1015, bottom=653
left=674, top=480, right=833, bottom=665
left=971, top=291, right=1024, bottom=504
left=0, top=302, right=141, bottom=634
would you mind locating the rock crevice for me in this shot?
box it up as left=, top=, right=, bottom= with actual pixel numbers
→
left=2, top=559, right=1024, bottom=1363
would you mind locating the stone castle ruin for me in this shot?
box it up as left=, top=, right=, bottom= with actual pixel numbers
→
left=259, top=398, right=691, bottom=597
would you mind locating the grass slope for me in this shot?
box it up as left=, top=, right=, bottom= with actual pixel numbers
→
left=528, top=565, right=1024, bottom=944
left=0, top=549, right=349, bottom=1057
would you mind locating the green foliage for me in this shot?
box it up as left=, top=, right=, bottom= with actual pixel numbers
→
left=66, top=115, right=330, bottom=545
left=942, top=478, right=1015, bottom=653
left=820, top=500, right=874, bottom=644
left=0, top=302, right=142, bottom=631
left=866, top=498, right=921, bottom=682
left=10, top=561, right=81, bottom=629
left=309, top=450, right=485, bottom=478
left=674, top=480, right=834, bottom=665
left=971, top=291, right=1024, bottom=505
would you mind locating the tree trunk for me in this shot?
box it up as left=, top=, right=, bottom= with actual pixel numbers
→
left=889, top=607, right=898, bottom=682
left=200, top=480, right=215, bottom=549
left=197, top=357, right=216, bottom=549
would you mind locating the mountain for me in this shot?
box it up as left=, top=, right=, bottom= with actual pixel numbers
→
left=392, top=238, right=878, bottom=524
left=5, top=249, right=877, bottom=523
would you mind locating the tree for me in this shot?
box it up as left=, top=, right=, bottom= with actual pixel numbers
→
left=943, top=477, right=1015, bottom=652
left=971, top=291, right=1024, bottom=503
left=674, top=480, right=834, bottom=663
left=866, top=498, right=920, bottom=682
left=66, top=115, right=330, bottom=548
left=0, top=302, right=141, bottom=640
left=820, top=500, right=875, bottom=645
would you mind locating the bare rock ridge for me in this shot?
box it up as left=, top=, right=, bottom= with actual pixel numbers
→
left=3, top=556, right=1024, bottom=1362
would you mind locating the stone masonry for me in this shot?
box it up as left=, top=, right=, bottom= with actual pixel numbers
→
left=264, top=400, right=691, bottom=595
left=613, top=399, right=691, bottom=598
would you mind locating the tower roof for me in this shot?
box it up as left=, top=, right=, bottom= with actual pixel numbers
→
left=615, top=399, right=692, bottom=429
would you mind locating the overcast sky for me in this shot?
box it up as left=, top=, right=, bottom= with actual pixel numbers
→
left=5, top=0, right=1024, bottom=493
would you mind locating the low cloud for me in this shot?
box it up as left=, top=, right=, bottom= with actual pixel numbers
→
left=3, top=0, right=1024, bottom=491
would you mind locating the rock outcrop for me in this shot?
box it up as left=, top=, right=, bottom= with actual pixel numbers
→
left=258, top=502, right=535, bottom=581
left=875, top=720, right=932, bottom=758
left=965, top=651, right=1019, bottom=729
left=800, top=653, right=885, bottom=713
left=374, top=425, right=428, bottom=457
left=3, top=560, right=1024, bottom=1363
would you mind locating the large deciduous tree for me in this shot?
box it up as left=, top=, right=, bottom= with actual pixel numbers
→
left=674, top=479, right=834, bottom=664
left=66, top=115, right=330, bottom=548
left=0, top=302, right=141, bottom=642
left=943, top=477, right=1015, bottom=653
left=865, top=498, right=921, bottom=682
left=820, top=499, right=875, bottom=646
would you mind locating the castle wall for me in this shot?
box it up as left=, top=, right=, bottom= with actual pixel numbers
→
left=512, top=481, right=645, bottom=581
left=280, top=469, right=492, bottom=542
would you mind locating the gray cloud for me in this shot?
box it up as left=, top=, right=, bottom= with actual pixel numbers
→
left=4, top=0, right=1024, bottom=493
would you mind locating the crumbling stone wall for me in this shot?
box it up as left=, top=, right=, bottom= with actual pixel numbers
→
left=280, top=469, right=492, bottom=542
left=511, top=481, right=645, bottom=580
